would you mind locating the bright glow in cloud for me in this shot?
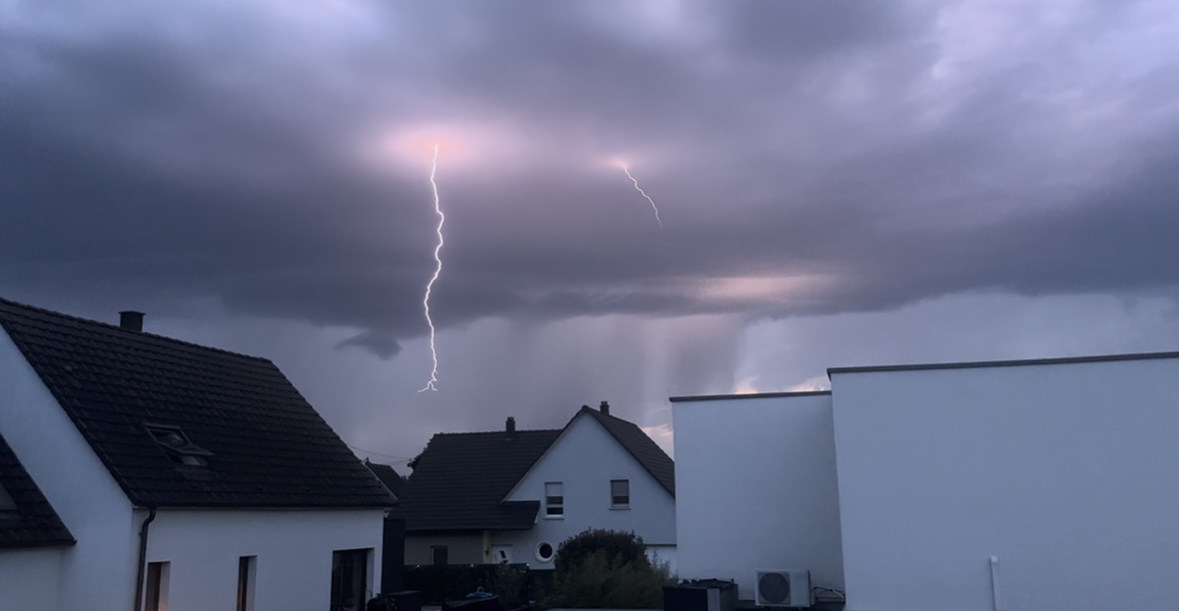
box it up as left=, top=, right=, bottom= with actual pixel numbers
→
left=695, top=274, right=830, bottom=307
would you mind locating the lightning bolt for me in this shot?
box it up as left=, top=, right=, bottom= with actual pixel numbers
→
left=419, top=143, right=444, bottom=392
left=619, top=163, right=663, bottom=228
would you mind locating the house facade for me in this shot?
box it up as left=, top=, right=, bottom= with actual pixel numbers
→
left=397, top=403, right=676, bottom=571
left=0, top=297, right=396, bottom=611
left=673, top=351, right=1179, bottom=611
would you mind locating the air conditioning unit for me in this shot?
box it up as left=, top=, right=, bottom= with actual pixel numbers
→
left=755, top=570, right=812, bottom=608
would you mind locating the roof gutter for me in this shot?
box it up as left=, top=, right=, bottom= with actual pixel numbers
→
left=132, top=506, right=157, bottom=611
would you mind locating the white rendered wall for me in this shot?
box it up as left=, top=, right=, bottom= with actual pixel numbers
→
left=0, top=329, right=139, bottom=611
left=147, top=508, right=385, bottom=611
left=0, top=547, right=65, bottom=609
left=499, top=413, right=676, bottom=570
left=673, top=393, right=844, bottom=600
left=831, top=356, right=1179, bottom=611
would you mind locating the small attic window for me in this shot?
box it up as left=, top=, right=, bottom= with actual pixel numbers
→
left=145, top=424, right=214, bottom=466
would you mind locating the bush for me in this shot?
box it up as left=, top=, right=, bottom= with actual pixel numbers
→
left=544, top=530, right=672, bottom=609
left=553, top=529, right=650, bottom=574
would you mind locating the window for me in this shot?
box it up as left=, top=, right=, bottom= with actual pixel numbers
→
left=144, top=561, right=170, bottom=611
left=145, top=424, right=213, bottom=466
left=611, top=479, right=630, bottom=508
left=237, top=556, right=256, bottom=611
left=544, top=482, right=564, bottom=517
left=535, top=541, right=555, bottom=563
left=330, top=549, right=370, bottom=611
left=431, top=545, right=448, bottom=566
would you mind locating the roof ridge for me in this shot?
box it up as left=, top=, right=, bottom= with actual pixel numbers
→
left=434, top=428, right=564, bottom=437
left=580, top=407, right=676, bottom=497
left=0, top=295, right=272, bottom=363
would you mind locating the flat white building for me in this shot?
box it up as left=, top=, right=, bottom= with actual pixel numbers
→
left=0, top=297, right=396, bottom=611
left=674, top=351, right=1179, bottom=611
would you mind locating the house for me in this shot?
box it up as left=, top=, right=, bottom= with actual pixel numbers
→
left=0, top=297, right=397, bottom=611
left=396, top=402, right=676, bottom=571
left=673, top=350, right=1179, bottom=611
left=366, top=460, right=406, bottom=500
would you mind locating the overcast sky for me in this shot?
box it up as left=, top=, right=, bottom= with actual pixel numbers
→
left=4, top=0, right=1179, bottom=464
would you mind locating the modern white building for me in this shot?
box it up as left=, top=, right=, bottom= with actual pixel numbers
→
left=397, top=403, right=676, bottom=571
left=674, top=351, right=1179, bottom=611
left=671, top=391, right=843, bottom=602
left=0, top=297, right=396, bottom=611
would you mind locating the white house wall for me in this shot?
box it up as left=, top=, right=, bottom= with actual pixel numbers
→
left=147, top=508, right=385, bottom=611
left=831, top=356, right=1179, bottom=611
left=0, top=548, right=65, bottom=609
left=0, top=328, right=139, bottom=611
left=672, top=393, right=844, bottom=600
left=499, top=413, right=676, bottom=570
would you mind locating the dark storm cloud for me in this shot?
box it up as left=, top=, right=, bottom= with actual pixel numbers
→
left=3, top=0, right=1179, bottom=358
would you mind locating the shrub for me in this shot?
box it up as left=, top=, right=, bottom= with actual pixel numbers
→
left=544, top=530, right=672, bottom=609
left=553, top=528, right=650, bottom=574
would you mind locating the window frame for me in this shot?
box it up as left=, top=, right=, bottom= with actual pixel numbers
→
left=544, top=482, right=564, bottom=518
left=144, top=561, right=170, bottom=611
left=330, top=548, right=371, bottom=611
left=610, top=479, right=630, bottom=509
left=535, top=541, right=555, bottom=563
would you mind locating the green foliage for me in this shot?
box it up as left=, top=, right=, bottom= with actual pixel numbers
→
left=553, top=528, right=651, bottom=574
left=544, top=530, right=673, bottom=609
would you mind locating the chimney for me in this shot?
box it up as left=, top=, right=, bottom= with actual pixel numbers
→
left=505, top=417, right=516, bottom=435
left=119, top=311, right=145, bottom=332
left=599, top=401, right=610, bottom=416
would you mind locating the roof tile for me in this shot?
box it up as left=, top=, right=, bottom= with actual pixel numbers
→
left=0, top=297, right=395, bottom=509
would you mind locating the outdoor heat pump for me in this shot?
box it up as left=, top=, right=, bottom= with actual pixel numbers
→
left=755, top=569, right=812, bottom=608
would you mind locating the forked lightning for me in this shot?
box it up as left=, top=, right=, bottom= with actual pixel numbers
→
left=419, top=143, right=444, bottom=392
left=618, top=162, right=663, bottom=228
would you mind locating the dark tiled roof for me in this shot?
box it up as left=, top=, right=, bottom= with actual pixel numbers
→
left=0, top=431, right=75, bottom=549
left=0, top=297, right=395, bottom=509
left=395, top=407, right=676, bottom=532
left=366, top=461, right=405, bottom=499
left=393, top=429, right=561, bottom=532
left=582, top=407, right=676, bottom=497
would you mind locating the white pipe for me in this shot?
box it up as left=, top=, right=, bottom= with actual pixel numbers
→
left=989, top=555, right=1002, bottom=611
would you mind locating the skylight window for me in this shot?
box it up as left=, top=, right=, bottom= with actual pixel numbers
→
left=145, top=424, right=214, bottom=466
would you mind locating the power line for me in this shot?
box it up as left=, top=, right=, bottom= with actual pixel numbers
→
left=344, top=442, right=413, bottom=463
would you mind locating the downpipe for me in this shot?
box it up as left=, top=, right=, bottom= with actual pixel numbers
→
left=132, top=507, right=158, bottom=611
